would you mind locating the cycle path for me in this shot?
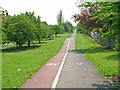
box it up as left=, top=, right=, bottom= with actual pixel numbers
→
left=56, top=31, right=111, bottom=88
left=21, top=38, right=70, bottom=88
left=21, top=31, right=111, bottom=89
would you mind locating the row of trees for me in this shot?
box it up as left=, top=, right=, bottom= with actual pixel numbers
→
left=1, top=9, right=74, bottom=48
left=73, top=2, right=119, bottom=50
left=57, top=10, right=74, bottom=33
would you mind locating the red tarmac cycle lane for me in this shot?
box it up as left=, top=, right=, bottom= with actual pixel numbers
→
left=21, top=38, right=69, bottom=88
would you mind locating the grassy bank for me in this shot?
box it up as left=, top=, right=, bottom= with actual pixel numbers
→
left=2, top=33, right=71, bottom=88
left=75, top=33, right=118, bottom=78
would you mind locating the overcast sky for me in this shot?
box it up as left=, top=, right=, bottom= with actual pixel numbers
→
left=0, top=0, right=80, bottom=26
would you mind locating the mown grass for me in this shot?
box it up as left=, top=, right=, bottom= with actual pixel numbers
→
left=2, top=33, right=71, bottom=88
left=0, top=57, right=1, bottom=87
left=0, top=23, right=2, bottom=89
left=75, top=33, right=118, bottom=78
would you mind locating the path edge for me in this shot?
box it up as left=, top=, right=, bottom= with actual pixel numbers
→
left=51, top=38, right=71, bottom=88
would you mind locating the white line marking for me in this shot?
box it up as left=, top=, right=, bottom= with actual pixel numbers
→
left=51, top=38, right=71, bottom=89
left=77, top=63, right=83, bottom=66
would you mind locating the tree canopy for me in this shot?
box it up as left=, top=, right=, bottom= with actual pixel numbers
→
left=57, top=10, right=64, bottom=24
left=1, top=9, right=74, bottom=48
left=73, top=1, right=119, bottom=50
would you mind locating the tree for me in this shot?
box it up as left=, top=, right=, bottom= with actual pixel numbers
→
left=2, top=14, right=36, bottom=48
left=57, top=10, right=64, bottom=24
left=34, top=16, right=42, bottom=43
left=47, top=26, right=55, bottom=39
left=73, top=1, right=119, bottom=49
left=51, top=24, right=64, bottom=37
left=61, top=21, right=74, bottom=33
left=23, top=11, right=36, bottom=46
left=1, top=22, right=7, bottom=44
left=40, top=23, right=49, bottom=40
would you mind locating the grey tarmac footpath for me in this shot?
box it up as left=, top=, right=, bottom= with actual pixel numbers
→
left=56, top=31, right=111, bottom=88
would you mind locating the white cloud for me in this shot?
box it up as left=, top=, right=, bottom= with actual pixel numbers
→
left=0, top=0, right=79, bottom=25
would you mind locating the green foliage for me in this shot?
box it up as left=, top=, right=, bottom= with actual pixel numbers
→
left=51, top=24, right=64, bottom=37
left=2, top=31, right=7, bottom=43
left=40, top=23, right=50, bottom=39
left=56, top=10, right=73, bottom=34
left=92, top=2, right=118, bottom=37
left=66, top=21, right=74, bottom=32
left=76, top=23, right=86, bottom=33
left=34, top=16, right=42, bottom=43
left=75, top=1, right=119, bottom=50
left=61, top=21, right=74, bottom=33
left=1, top=21, right=7, bottom=43
left=57, top=10, right=64, bottom=24
left=24, top=12, right=41, bottom=46
left=2, top=11, right=58, bottom=47
left=47, top=26, right=55, bottom=39
left=2, top=14, right=36, bottom=47
left=1, top=9, right=74, bottom=48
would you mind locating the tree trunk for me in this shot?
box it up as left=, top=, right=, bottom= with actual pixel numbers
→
left=28, top=40, right=30, bottom=47
left=39, top=40, right=41, bottom=44
left=55, top=33, right=57, bottom=37
left=18, top=43, right=22, bottom=48
left=16, top=42, right=19, bottom=48
left=16, top=44, right=19, bottom=48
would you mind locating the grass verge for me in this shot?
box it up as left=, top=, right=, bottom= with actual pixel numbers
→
left=2, top=33, right=71, bottom=88
left=75, top=33, right=118, bottom=78
left=0, top=49, right=1, bottom=90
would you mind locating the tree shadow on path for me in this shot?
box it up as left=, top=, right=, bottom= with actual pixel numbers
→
left=92, top=82, right=119, bottom=90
